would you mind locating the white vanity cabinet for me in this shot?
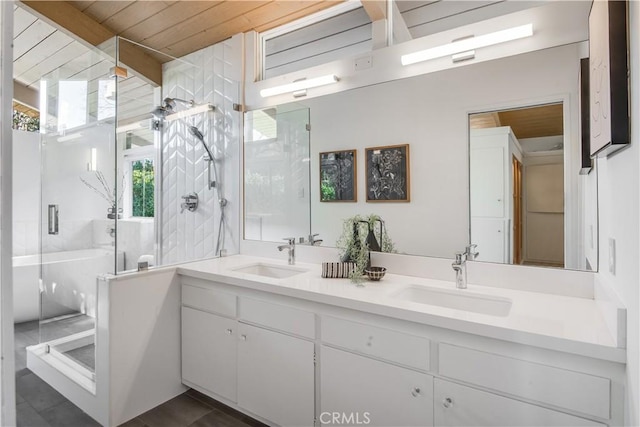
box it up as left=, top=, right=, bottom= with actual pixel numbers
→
left=321, top=346, right=433, bottom=426
left=237, top=323, right=315, bottom=426
left=182, top=307, right=237, bottom=402
left=320, top=316, right=434, bottom=426
left=434, top=379, right=605, bottom=427
left=179, top=273, right=623, bottom=427
left=181, top=284, right=238, bottom=402
left=181, top=279, right=316, bottom=426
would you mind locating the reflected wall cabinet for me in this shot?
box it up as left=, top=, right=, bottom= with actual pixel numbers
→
left=470, top=127, right=523, bottom=263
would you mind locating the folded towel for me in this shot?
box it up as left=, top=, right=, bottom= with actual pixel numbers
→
left=322, top=262, right=356, bottom=278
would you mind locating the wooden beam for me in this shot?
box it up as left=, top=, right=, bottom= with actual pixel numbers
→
left=361, top=0, right=386, bottom=21
left=118, top=39, right=162, bottom=88
left=18, top=1, right=162, bottom=86
left=13, top=80, right=39, bottom=110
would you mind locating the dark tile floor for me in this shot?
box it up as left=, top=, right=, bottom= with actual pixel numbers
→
left=15, top=321, right=266, bottom=427
left=14, top=320, right=101, bottom=427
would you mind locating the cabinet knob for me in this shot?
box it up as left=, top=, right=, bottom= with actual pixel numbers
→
left=240, top=334, right=247, bottom=341
left=442, top=397, right=454, bottom=409
left=226, top=328, right=233, bottom=335
left=411, top=387, right=421, bottom=397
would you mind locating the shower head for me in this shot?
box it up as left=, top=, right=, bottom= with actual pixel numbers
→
left=188, top=126, right=204, bottom=141
left=151, top=98, right=195, bottom=120
left=151, top=105, right=170, bottom=119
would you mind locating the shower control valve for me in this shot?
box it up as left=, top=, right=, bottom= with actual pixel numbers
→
left=180, top=193, right=199, bottom=213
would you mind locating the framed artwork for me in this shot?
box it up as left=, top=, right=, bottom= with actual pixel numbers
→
left=365, top=144, right=410, bottom=202
left=320, top=149, right=357, bottom=202
left=588, top=0, right=630, bottom=157
left=579, top=57, right=593, bottom=175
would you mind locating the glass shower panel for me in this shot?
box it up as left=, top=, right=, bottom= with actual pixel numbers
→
left=38, top=38, right=118, bottom=377
left=115, top=39, right=160, bottom=272
left=115, top=38, right=241, bottom=268
left=244, top=105, right=311, bottom=242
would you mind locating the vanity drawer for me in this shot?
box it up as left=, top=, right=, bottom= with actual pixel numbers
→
left=182, top=284, right=236, bottom=318
left=322, top=316, right=430, bottom=371
left=239, top=297, right=315, bottom=339
left=438, top=343, right=610, bottom=419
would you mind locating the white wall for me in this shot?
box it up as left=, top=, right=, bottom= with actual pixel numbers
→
left=523, top=152, right=564, bottom=265
left=160, top=37, right=241, bottom=265
left=304, top=43, right=582, bottom=258
left=595, top=2, right=640, bottom=425
left=12, top=130, right=39, bottom=256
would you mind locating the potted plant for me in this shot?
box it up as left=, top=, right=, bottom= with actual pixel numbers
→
left=336, top=214, right=395, bottom=283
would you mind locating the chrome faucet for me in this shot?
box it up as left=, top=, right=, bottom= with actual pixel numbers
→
left=452, top=251, right=467, bottom=289
left=278, top=237, right=296, bottom=265
left=308, top=233, right=323, bottom=246
left=466, top=243, right=479, bottom=261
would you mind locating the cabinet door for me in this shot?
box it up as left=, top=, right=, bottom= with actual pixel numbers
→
left=470, top=217, right=509, bottom=263
left=434, top=379, right=605, bottom=427
left=470, top=146, right=505, bottom=218
left=182, top=307, right=237, bottom=402
left=237, top=323, right=314, bottom=427
left=321, top=346, right=433, bottom=426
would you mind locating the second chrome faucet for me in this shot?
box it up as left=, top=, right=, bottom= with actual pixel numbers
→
left=278, top=237, right=296, bottom=265
left=452, top=244, right=479, bottom=289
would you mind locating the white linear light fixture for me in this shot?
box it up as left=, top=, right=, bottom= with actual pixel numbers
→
left=260, top=75, right=339, bottom=98
left=401, top=24, right=533, bottom=66
left=165, top=103, right=215, bottom=122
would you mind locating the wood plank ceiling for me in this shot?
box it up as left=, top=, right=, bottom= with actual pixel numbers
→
left=12, top=0, right=342, bottom=114
left=63, top=0, right=343, bottom=60
left=469, top=103, right=564, bottom=140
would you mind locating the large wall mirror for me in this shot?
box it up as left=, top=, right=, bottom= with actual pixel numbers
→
left=243, top=1, right=597, bottom=272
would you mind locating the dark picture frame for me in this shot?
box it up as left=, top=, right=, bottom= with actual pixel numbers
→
left=365, top=144, right=410, bottom=202
left=588, top=0, right=630, bottom=157
left=580, top=57, right=593, bottom=175
left=319, top=149, right=357, bottom=202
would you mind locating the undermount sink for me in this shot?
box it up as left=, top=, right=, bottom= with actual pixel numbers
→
left=392, top=285, right=512, bottom=317
left=231, top=263, right=308, bottom=279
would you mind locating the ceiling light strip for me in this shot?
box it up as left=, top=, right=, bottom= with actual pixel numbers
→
left=401, top=24, right=533, bottom=66
left=260, top=75, right=339, bottom=98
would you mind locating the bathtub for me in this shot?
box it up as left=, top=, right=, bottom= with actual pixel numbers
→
left=13, top=248, right=124, bottom=323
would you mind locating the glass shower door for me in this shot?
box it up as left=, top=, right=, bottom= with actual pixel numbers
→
left=38, top=39, right=118, bottom=379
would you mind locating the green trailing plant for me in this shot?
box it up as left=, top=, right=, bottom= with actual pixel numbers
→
left=336, top=214, right=395, bottom=283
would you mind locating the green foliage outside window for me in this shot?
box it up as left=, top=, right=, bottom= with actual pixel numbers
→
left=13, top=110, right=40, bottom=132
left=132, top=159, right=154, bottom=217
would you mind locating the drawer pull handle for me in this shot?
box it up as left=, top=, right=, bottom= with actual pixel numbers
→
left=411, top=387, right=421, bottom=397
left=226, top=329, right=233, bottom=335
left=442, top=397, right=454, bottom=409
left=240, top=334, right=247, bottom=341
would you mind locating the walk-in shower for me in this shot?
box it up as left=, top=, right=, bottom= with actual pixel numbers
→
left=153, top=98, right=228, bottom=256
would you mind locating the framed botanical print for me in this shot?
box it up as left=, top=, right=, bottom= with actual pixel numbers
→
left=588, top=0, right=630, bottom=157
left=365, top=144, right=410, bottom=202
left=320, top=149, right=357, bottom=202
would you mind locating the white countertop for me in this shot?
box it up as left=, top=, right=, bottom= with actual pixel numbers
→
left=177, top=255, right=625, bottom=364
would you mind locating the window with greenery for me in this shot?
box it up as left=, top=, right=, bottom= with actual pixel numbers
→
left=131, top=158, right=154, bottom=217
left=13, top=110, right=39, bottom=132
